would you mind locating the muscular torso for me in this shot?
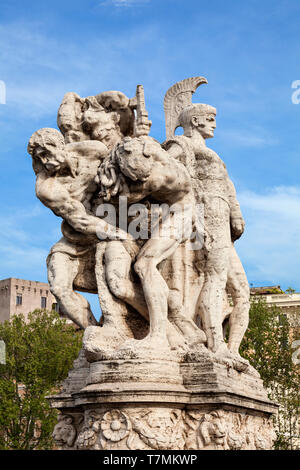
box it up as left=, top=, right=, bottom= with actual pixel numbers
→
left=166, top=137, right=231, bottom=203
left=118, top=142, right=194, bottom=207
left=35, top=140, right=110, bottom=240
left=36, top=142, right=107, bottom=213
left=165, top=136, right=233, bottom=248
left=37, top=154, right=101, bottom=213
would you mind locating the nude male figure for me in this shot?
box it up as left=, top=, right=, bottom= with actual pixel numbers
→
left=165, top=104, right=246, bottom=357
left=28, top=128, right=130, bottom=329
left=99, top=136, right=206, bottom=349
left=225, top=241, right=250, bottom=355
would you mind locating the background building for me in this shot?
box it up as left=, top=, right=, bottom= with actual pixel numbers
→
left=250, top=285, right=300, bottom=328
left=0, top=278, right=59, bottom=323
left=1, top=278, right=299, bottom=329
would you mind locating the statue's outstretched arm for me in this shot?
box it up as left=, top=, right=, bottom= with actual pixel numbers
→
left=67, top=140, right=108, bottom=160
left=35, top=175, right=130, bottom=241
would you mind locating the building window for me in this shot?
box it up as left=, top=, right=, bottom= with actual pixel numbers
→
left=16, top=294, right=22, bottom=306
left=52, top=302, right=59, bottom=313
left=41, top=297, right=47, bottom=309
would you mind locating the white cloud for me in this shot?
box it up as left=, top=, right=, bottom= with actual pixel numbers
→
left=236, top=186, right=300, bottom=290
left=0, top=20, right=166, bottom=119
left=0, top=205, right=59, bottom=281
left=0, top=206, right=42, bottom=243
left=217, top=128, right=279, bottom=148
left=239, top=186, right=300, bottom=216
left=0, top=243, right=48, bottom=272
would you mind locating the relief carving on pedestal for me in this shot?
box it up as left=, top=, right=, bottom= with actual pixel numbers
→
left=75, top=411, right=102, bottom=450
left=127, top=409, right=185, bottom=450
left=73, top=408, right=185, bottom=450
left=52, top=414, right=80, bottom=450
left=100, top=410, right=131, bottom=448
left=185, top=410, right=275, bottom=450
left=54, top=408, right=275, bottom=451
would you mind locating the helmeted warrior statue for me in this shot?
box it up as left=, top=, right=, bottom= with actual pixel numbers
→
left=27, top=77, right=277, bottom=451
left=163, top=77, right=250, bottom=362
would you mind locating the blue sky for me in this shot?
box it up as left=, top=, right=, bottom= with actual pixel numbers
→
left=0, top=0, right=300, bottom=316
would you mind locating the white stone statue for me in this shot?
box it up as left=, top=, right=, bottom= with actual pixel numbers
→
left=29, top=78, right=277, bottom=451
left=163, top=77, right=250, bottom=362
left=28, top=128, right=130, bottom=329
left=27, top=79, right=250, bottom=364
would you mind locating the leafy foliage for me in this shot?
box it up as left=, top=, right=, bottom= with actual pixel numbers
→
left=240, top=297, right=300, bottom=450
left=0, top=300, right=299, bottom=450
left=0, top=309, right=82, bottom=450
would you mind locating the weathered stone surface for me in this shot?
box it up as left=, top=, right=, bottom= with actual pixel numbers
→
left=29, top=77, right=277, bottom=450
left=48, top=340, right=277, bottom=450
left=49, top=392, right=277, bottom=450
left=184, top=409, right=275, bottom=450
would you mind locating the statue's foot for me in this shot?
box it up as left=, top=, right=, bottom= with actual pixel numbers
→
left=83, top=324, right=129, bottom=361
left=214, top=344, right=250, bottom=373
left=225, top=349, right=260, bottom=377
left=180, top=329, right=208, bottom=358
left=186, top=328, right=207, bottom=347
left=166, top=320, right=206, bottom=358
left=124, top=334, right=170, bottom=350
left=167, top=332, right=189, bottom=354
left=170, top=317, right=207, bottom=346
left=229, top=354, right=250, bottom=373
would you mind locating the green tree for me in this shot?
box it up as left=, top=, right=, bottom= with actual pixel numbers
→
left=285, top=287, right=296, bottom=294
left=240, top=297, right=300, bottom=450
left=0, top=309, right=82, bottom=450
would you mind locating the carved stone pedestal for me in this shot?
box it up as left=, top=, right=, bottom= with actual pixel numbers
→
left=49, top=348, right=278, bottom=450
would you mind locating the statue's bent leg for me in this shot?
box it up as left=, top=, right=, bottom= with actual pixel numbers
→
left=226, top=245, right=250, bottom=354
left=198, top=221, right=231, bottom=352
left=105, top=240, right=149, bottom=318
left=106, top=240, right=188, bottom=350
left=168, top=292, right=206, bottom=344
left=199, top=254, right=227, bottom=352
left=47, top=252, right=97, bottom=329
left=197, top=199, right=232, bottom=353
left=134, top=237, right=180, bottom=344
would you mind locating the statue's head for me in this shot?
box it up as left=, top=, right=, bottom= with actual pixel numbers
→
left=57, top=90, right=134, bottom=145
left=210, top=411, right=226, bottom=439
left=83, top=107, right=121, bottom=150
left=52, top=414, right=76, bottom=448
left=28, top=128, right=66, bottom=175
left=115, top=137, right=152, bottom=182
left=82, top=93, right=134, bottom=151
left=178, top=103, right=217, bottom=139
left=57, top=92, right=86, bottom=143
